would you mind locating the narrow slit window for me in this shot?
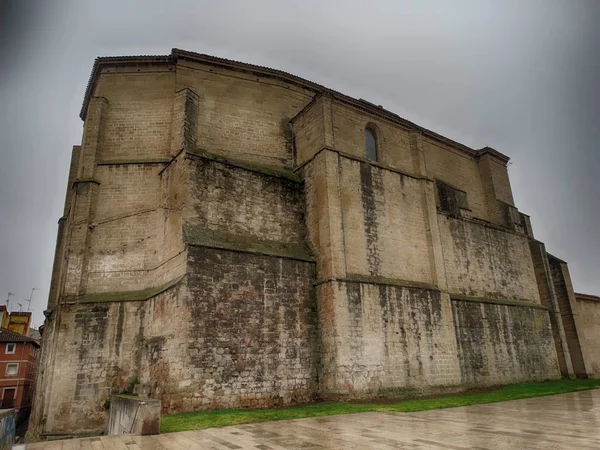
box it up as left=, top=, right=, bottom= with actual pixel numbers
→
left=365, top=127, right=378, bottom=161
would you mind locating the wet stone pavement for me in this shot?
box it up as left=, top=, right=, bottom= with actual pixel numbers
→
left=24, top=389, right=600, bottom=449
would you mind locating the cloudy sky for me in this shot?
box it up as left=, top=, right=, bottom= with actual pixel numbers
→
left=1, top=0, right=598, bottom=326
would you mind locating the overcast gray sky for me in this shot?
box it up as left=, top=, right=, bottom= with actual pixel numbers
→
left=1, top=0, right=598, bottom=327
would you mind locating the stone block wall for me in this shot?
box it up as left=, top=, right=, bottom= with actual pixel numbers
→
left=291, top=95, right=326, bottom=165
left=93, top=68, right=175, bottom=161
left=31, top=249, right=317, bottom=436
left=183, top=247, right=318, bottom=410
left=452, top=299, right=559, bottom=385
left=30, top=285, right=182, bottom=436
left=318, top=281, right=460, bottom=396
left=176, top=60, right=314, bottom=168
left=338, top=158, right=433, bottom=284
left=185, top=155, right=306, bottom=246
left=423, top=139, right=489, bottom=222
left=574, top=294, right=600, bottom=376
left=548, top=256, right=588, bottom=377
left=529, top=241, right=573, bottom=377
left=330, top=101, right=415, bottom=174
left=439, top=216, right=540, bottom=303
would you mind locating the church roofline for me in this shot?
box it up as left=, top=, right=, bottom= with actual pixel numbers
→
left=575, top=293, right=600, bottom=302
left=80, top=48, right=510, bottom=163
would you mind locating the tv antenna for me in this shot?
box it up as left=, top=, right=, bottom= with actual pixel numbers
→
left=17, top=303, right=23, bottom=312
left=6, top=292, right=13, bottom=310
left=26, top=288, right=38, bottom=312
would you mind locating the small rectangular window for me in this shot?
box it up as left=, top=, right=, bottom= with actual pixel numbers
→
left=5, top=344, right=15, bottom=355
left=6, top=363, right=18, bottom=376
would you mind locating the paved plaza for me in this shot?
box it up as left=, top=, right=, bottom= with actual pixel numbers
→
left=24, top=389, right=600, bottom=449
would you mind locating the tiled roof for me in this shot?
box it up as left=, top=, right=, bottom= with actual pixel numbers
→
left=0, top=328, right=40, bottom=346
left=79, top=48, right=510, bottom=163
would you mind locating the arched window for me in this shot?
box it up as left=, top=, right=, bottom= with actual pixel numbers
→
left=365, top=127, right=378, bottom=161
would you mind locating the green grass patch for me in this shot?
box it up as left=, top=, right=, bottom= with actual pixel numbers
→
left=160, top=379, right=600, bottom=433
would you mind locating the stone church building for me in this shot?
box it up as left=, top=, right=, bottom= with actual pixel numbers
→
left=29, top=49, right=600, bottom=438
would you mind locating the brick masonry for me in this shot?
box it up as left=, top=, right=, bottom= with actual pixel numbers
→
left=29, top=50, right=595, bottom=439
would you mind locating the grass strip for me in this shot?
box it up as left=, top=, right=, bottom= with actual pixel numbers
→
left=161, top=379, right=600, bottom=433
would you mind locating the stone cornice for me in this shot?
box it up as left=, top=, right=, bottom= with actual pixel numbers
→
left=575, top=293, right=600, bottom=303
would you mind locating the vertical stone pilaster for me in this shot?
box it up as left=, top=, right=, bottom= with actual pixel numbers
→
left=63, top=97, right=107, bottom=297
left=79, top=97, right=107, bottom=179
left=322, top=94, right=335, bottom=149
left=477, top=152, right=513, bottom=226
left=530, top=241, right=574, bottom=377
left=410, top=130, right=460, bottom=384
left=47, top=146, right=81, bottom=310
left=171, top=88, right=199, bottom=156
left=410, top=131, right=447, bottom=291
left=302, top=151, right=347, bottom=279
left=549, top=255, right=588, bottom=377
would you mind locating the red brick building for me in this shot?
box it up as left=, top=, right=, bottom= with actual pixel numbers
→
left=0, top=329, right=40, bottom=414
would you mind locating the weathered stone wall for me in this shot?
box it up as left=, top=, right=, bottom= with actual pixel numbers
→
left=318, top=281, right=460, bottom=396
left=574, top=294, right=600, bottom=377
left=439, top=215, right=540, bottom=303
left=423, top=139, right=489, bottom=222
left=548, top=257, right=588, bottom=377
left=529, top=241, right=573, bottom=377
left=338, top=157, right=433, bottom=284
left=452, top=299, right=560, bottom=385
left=85, top=164, right=163, bottom=292
left=61, top=66, right=186, bottom=300
left=183, top=247, right=318, bottom=410
left=176, top=60, right=314, bottom=168
left=291, top=95, right=326, bottom=165
left=185, top=155, right=306, bottom=245
left=330, top=101, right=415, bottom=174
left=94, top=69, right=175, bottom=161
left=301, top=151, right=347, bottom=279
left=30, top=285, right=182, bottom=436
left=31, top=250, right=317, bottom=436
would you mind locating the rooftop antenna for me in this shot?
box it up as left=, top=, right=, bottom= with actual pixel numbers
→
left=6, top=292, right=13, bottom=311
left=18, top=303, right=23, bottom=312
left=27, top=288, right=38, bottom=312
